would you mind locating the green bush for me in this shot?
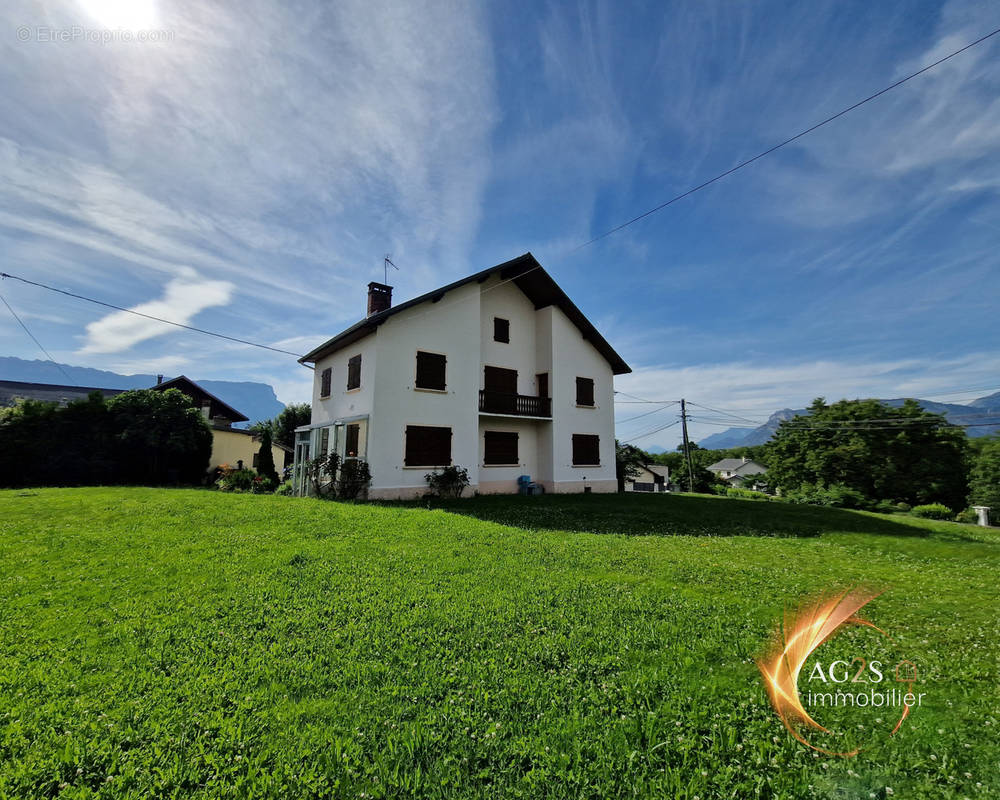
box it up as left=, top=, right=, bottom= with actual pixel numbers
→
left=895, top=502, right=911, bottom=512
left=216, top=467, right=256, bottom=492
left=874, top=500, right=898, bottom=514
left=425, top=465, right=470, bottom=499
left=954, top=508, right=978, bottom=524
left=911, top=503, right=952, bottom=520
left=725, top=487, right=769, bottom=500
left=784, top=483, right=871, bottom=510
left=274, top=480, right=294, bottom=496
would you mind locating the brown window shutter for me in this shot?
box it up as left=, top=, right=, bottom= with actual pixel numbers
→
left=320, top=368, right=332, bottom=398
left=493, top=317, right=510, bottom=343
left=347, top=355, right=362, bottom=390
left=404, top=425, right=452, bottom=466
left=575, top=377, right=595, bottom=406
left=345, top=424, right=360, bottom=457
left=484, top=431, right=518, bottom=465
left=415, top=351, right=447, bottom=390
left=572, top=434, right=600, bottom=465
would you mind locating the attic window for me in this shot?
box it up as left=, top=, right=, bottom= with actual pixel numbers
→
left=493, top=317, right=510, bottom=343
left=415, top=351, right=447, bottom=391
left=347, top=355, right=361, bottom=390
left=320, top=367, right=332, bottom=398
left=575, top=377, right=595, bottom=407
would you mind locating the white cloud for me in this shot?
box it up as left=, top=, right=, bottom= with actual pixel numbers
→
left=79, top=273, right=234, bottom=354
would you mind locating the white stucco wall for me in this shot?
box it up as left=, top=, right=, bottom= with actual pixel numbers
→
left=311, top=333, right=377, bottom=427
left=366, top=282, right=482, bottom=498
left=477, top=419, right=541, bottom=494
left=546, top=305, right=617, bottom=493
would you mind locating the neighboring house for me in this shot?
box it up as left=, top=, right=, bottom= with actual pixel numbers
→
left=707, top=457, right=768, bottom=488
left=292, top=253, right=631, bottom=499
left=624, top=464, right=669, bottom=493
left=149, top=376, right=291, bottom=471
left=1, top=376, right=289, bottom=473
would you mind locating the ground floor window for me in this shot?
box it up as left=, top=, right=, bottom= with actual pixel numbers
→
left=572, top=434, right=600, bottom=466
left=404, top=425, right=452, bottom=466
left=483, top=431, right=518, bottom=465
left=345, top=423, right=360, bottom=457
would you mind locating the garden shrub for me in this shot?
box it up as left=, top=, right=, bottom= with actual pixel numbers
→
left=274, top=481, right=294, bottom=496
left=216, top=466, right=256, bottom=492
left=304, top=453, right=372, bottom=500
left=725, top=487, right=769, bottom=500
left=425, top=465, right=470, bottom=499
left=874, top=500, right=898, bottom=514
left=895, top=502, right=911, bottom=512
left=954, top=508, right=978, bottom=524
left=784, top=483, right=871, bottom=510
left=911, top=503, right=953, bottom=520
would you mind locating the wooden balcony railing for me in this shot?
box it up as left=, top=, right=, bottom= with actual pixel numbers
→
left=479, top=390, right=552, bottom=417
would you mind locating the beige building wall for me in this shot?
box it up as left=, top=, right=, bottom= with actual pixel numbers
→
left=210, top=429, right=285, bottom=473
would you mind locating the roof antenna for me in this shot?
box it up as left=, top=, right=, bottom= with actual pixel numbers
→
left=384, top=254, right=399, bottom=284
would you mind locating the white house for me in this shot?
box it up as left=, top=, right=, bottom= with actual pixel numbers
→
left=292, top=253, right=631, bottom=499
left=624, top=464, right=669, bottom=493
left=706, top=457, right=767, bottom=488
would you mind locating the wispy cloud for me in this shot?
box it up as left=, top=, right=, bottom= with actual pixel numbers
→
left=79, top=272, right=234, bottom=354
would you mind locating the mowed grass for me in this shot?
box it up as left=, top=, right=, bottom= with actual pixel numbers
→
left=0, top=489, right=997, bottom=799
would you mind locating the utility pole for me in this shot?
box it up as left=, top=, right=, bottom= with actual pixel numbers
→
left=680, top=398, right=695, bottom=493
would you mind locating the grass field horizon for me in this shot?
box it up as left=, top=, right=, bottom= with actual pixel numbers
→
left=2, top=488, right=997, bottom=798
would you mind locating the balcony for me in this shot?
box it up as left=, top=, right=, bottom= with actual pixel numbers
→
left=479, top=390, right=551, bottom=418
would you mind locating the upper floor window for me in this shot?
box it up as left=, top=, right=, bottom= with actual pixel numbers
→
left=404, top=425, right=452, bottom=467
left=347, top=355, right=361, bottom=390
left=415, top=351, right=447, bottom=390
left=493, top=317, right=510, bottom=343
left=320, top=367, right=332, bottom=398
left=576, top=377, right=595, bottom=407
left=572, top=434, right=600, bottom=466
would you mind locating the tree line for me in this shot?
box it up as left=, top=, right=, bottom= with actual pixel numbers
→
left=637, top=397, right=999, bottom=516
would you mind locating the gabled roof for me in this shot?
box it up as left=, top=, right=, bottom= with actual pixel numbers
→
left=151, top=376, right=249, bottom=423
left=0, top=380, right=126, bottom=407
left=707, top=458, right=767, bottom=475
left=300, top=253, right=631, bottom=375
left=643, top=464, right=669, bottom=478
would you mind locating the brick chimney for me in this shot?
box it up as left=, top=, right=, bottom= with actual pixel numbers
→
left=367, top=282, right=393, bottom=317
left=156, top=374, right=163, bottom=385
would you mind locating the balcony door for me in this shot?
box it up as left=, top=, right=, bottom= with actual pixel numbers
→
left=483, top=366, right=518, bottom=413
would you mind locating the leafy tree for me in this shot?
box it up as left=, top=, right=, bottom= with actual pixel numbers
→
left=615, top=440, right=648, bottom=491
left=106, top=389, right=213, bottom=484
left=0, top=389, right=211, bottom=487
left=253, top=403, right=311, bottom=450
left=764, top=398, right=967, bottom=509
left=256, top=428, right=279, bottom=483
left=967, top=434, right=1000, bottom=510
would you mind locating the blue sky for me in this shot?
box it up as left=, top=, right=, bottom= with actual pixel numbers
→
left=2, top=0, right=999, bottom=447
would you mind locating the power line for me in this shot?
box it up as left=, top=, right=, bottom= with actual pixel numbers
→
left=572, top=25, right=1000, bottom=250
left=0, top=272, right=305, bottom=358
left=0, top=292, right=73, bottom=382
left=623, top=419, right=680, bottom=444
left=615, top=401, right=678, bottom=425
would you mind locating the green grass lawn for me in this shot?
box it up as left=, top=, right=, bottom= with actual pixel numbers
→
left=1, top=489, right=997, bottom=799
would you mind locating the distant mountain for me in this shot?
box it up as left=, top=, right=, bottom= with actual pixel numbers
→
left=696, top=394, right=1000, bottom=448
left=0, top=357, right=285, bottom=427
left=645, top=444, right=669, bottom=455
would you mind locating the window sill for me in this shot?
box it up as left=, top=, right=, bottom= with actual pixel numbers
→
left=414, top=387, right=448, bottom=394
left=572, top=464, right=601, bottom=468
left=482, top=463, right=519, bottom=468
left=319, top=395, right=331, bottom=400
left=345, top=387, right=361, bottom=394
left=576, top=404, right=596, bottom=409
left=402, top=464, right=452, bottom=470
